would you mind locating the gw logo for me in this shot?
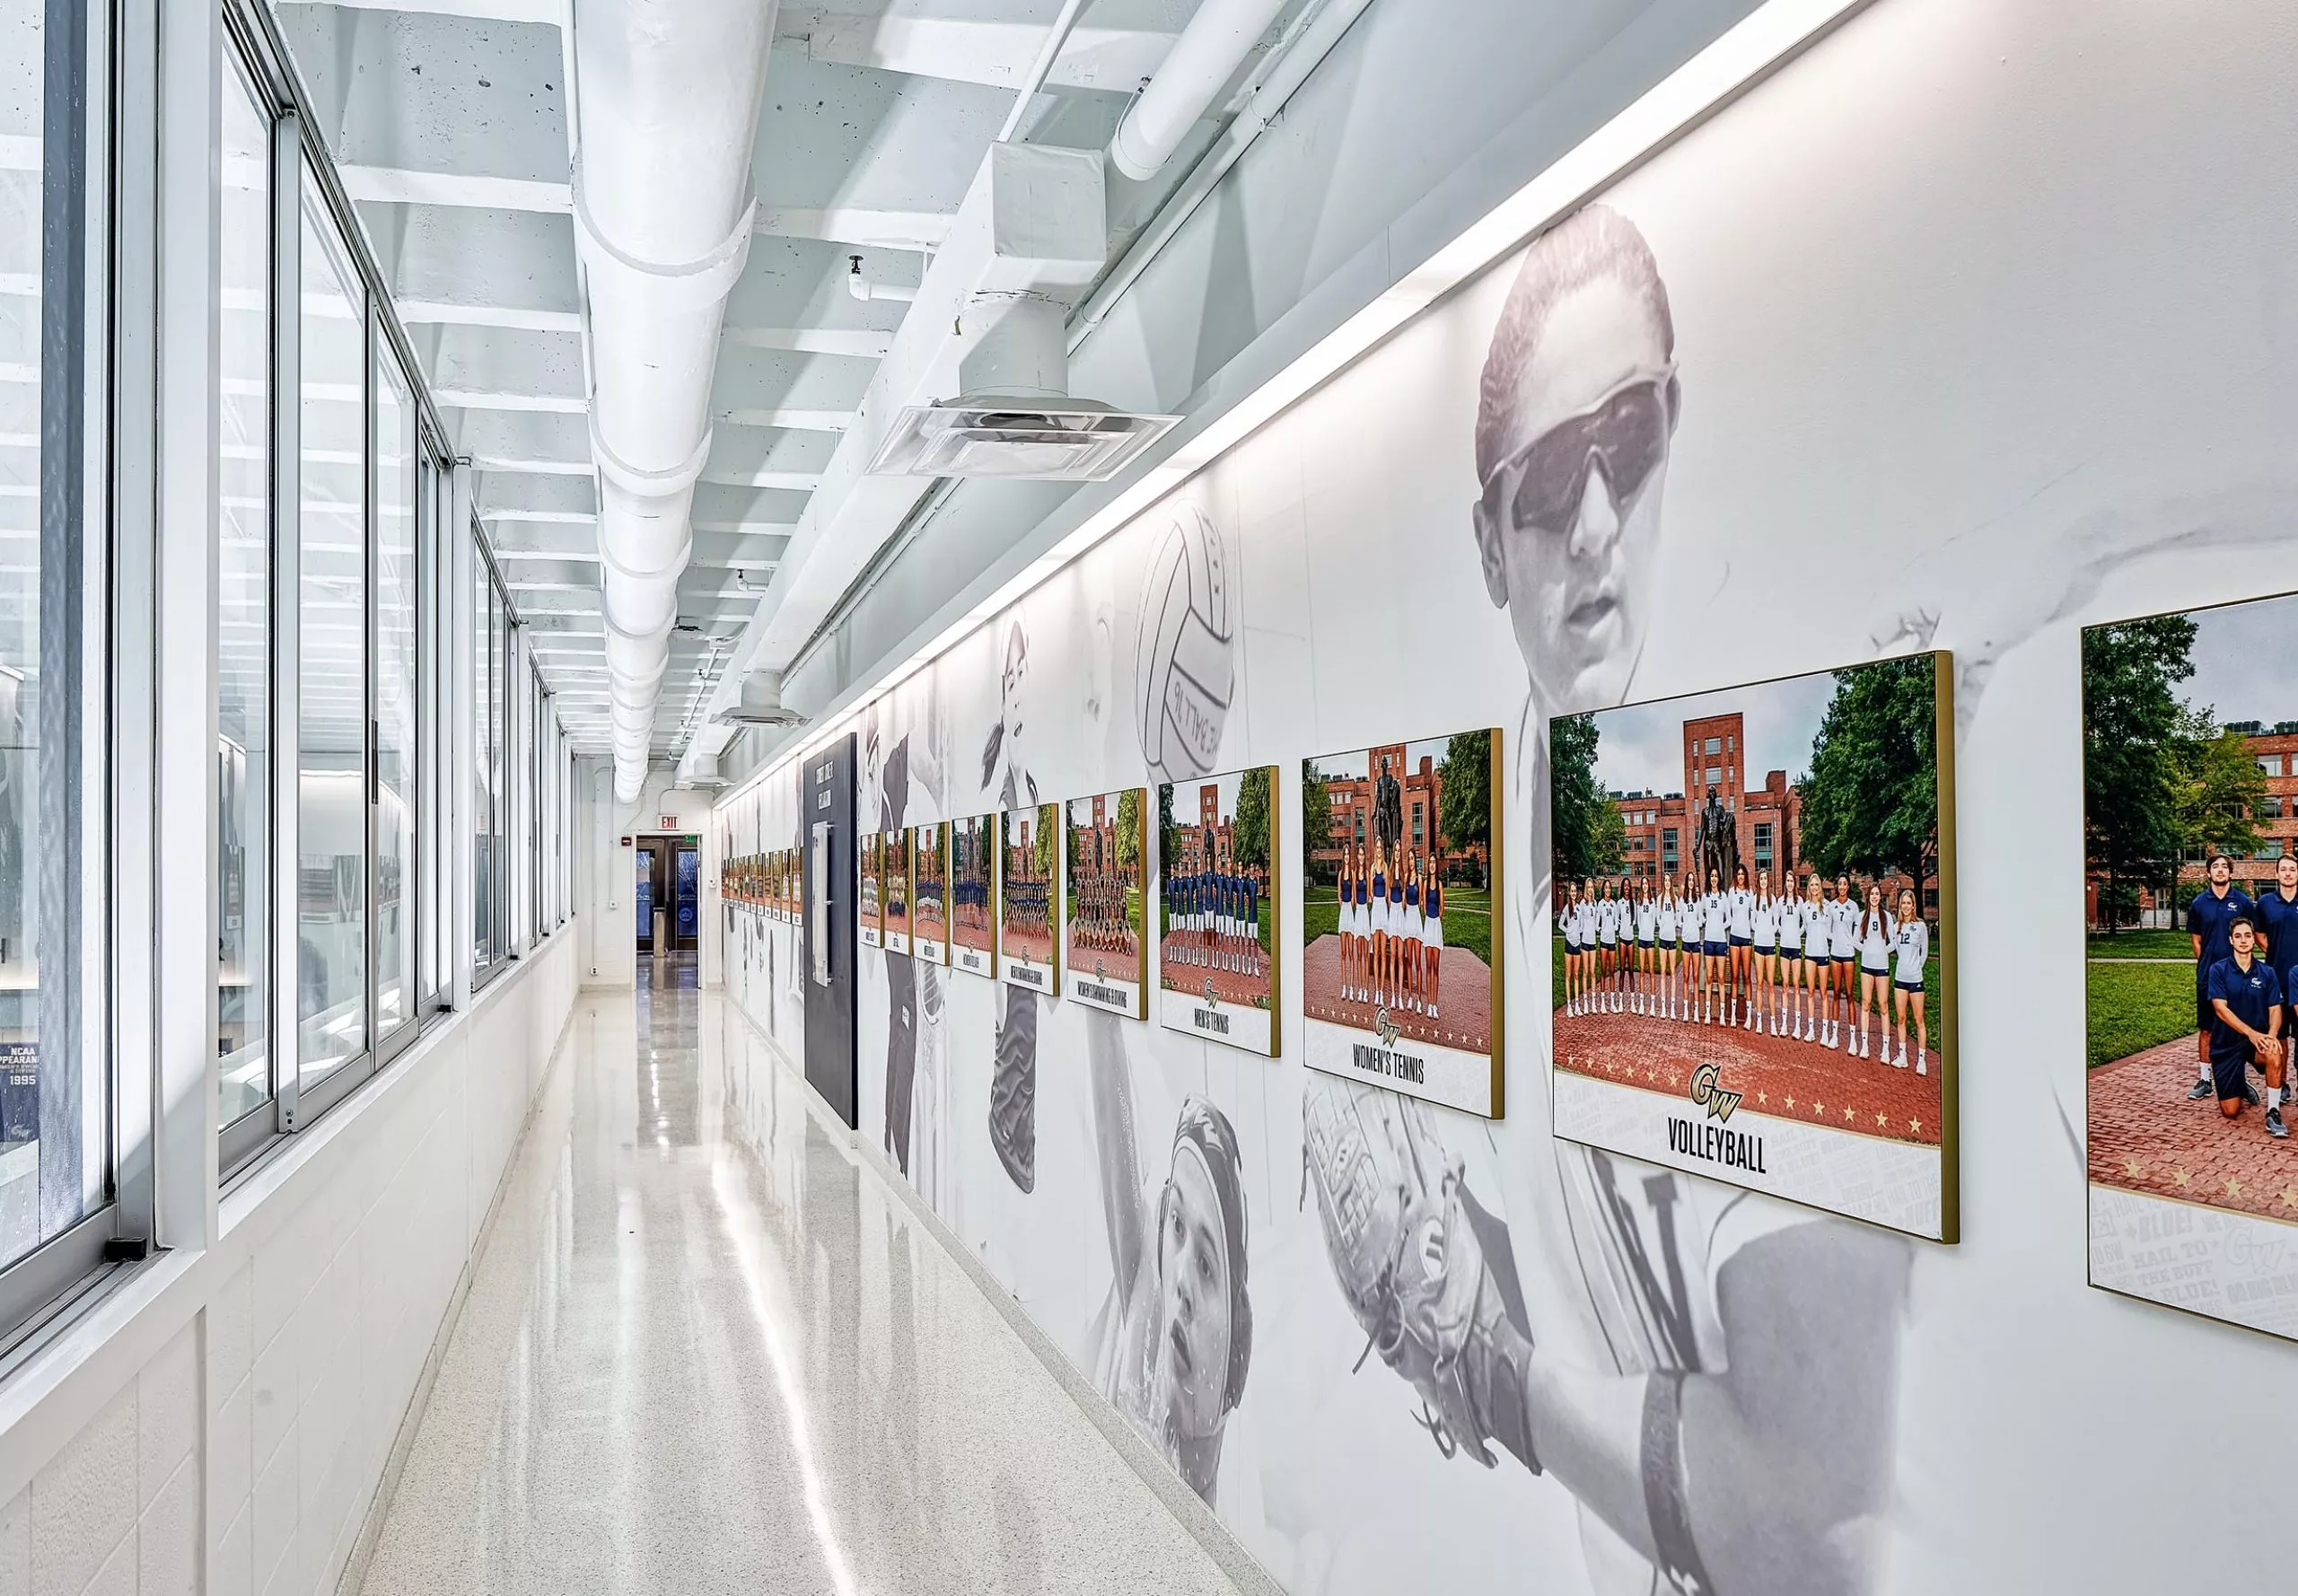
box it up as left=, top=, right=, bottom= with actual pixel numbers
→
left=1688, top=1062, right=1742, bottom=1124
left=1374, top=1008, right=1399, bottom=1048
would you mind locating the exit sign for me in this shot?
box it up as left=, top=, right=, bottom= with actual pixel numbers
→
left=657, top=814, right=679, bottom=829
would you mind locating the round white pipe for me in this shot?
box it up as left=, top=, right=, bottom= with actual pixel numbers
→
left=1110, top=0, right=1290, bottom=181
left=572, top=0, right=775, bottom=799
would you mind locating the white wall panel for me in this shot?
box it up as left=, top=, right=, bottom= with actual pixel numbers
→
left=722, top=4, right=2298, bottom=1593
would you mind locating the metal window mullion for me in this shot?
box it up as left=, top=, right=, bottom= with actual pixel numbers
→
left=270, top=122, right=303, bottom=1133
left=362, top=295, right=386, bottom=1074
left=107, top=0, right=162, bottom=1245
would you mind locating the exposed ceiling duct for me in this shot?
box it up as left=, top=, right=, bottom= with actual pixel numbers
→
left=1110, top=0, right=1292, bottom=180
left=571, top=0, right=776, bottom=803
left=673, top=0, right=1339, bottom=788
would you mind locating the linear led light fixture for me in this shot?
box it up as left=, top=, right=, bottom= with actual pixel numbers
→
left=719, top=0, right=1870, bottom=806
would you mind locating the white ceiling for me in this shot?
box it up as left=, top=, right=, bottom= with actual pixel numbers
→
left=271, top=0, right=1226, bottom=759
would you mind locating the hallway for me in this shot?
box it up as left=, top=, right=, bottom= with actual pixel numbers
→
left=355, top=965, right=1241, bottom=1595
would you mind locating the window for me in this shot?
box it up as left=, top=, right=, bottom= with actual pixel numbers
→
left=473, top=540, right=513, bottom=978
left=4, top=0, right=118, bottom=1339
left=1704, top=736, right=1721, bottom=756
left=2261, top=755, right=2285, bottom=777
left=1705, top=767, right=1722, bottom=785
left=216, top=49, right=271, bottom=1136
left=2260, top=794, right=2285, bottom=820
left=374, top=335, right=417, bottom=1048
left=294, top=168, right=368, bottom=1092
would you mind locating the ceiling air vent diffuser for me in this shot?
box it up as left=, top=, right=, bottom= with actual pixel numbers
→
left=868, top=393, right=1179, bottom=482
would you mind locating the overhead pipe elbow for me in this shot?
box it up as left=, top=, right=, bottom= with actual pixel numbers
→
left=1110, top=0, right=1290, bottom=181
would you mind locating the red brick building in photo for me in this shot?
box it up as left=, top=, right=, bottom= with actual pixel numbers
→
left=1173, top=782, right=1267, bottom=887
left=1074, top=794, right=1118, bottom=873
left=1311, top=744, right=1488, bottom=881
left=1608, top=712, right=1803, bottom=889
left=2086, top=720, right=2298, bottom=927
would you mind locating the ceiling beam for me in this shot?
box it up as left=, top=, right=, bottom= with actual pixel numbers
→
left=399, top=300, right=583, bottom=334
left=338, top=165, right=571, bottom=214
left=278, top=0, right=562, bottom=22
left=724, top=327, right=894, bottom=360
left=753, top=206, right=952, bottom=252
left=774, top=8, right=1180, bottom=94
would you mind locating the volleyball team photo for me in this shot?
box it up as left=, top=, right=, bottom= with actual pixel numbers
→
left=998, top=802, right=1058, bottom=992
left=1156, top=767, right=1278, bottom=1056
left=1549, top=655, right=1956, bottom=1237
left=1301, top=732, right=1502, bottom=1117
left=1065, top=789, right=1146, bottom=1018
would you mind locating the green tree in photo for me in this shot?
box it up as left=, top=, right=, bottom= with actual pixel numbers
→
left=1438, top=731, right=1492, bottom=884
left=2082, top=617, right=2197, bottom=931
left=2174, top=712, right=2267, bottom=864
left=1158, top=783, right=1178, bottom=878
left=1034, top=802, right=1057, bottom=880
left=1116, top=788, right=1143, bottom=873
left=1550, top=713, right=1623, bottom=883
left=1302, top=761, right=1334, bottom=885
left=1797, top=656, right=1939, bottom=885
left=1232, top=766, right=1272, bottom=873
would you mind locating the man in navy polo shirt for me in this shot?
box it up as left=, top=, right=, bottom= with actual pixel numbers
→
left=2206, top=914, right=2286, bottom=1137
left=2257, top=853, right=2298, bottom=1108
left=2188, top=854, right=2256, bottom=1101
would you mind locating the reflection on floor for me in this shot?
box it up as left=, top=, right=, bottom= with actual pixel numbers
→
left=357, top=960, right=1240, bottom=1595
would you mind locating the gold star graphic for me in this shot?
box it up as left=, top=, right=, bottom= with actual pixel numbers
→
left=1785, top=1096, right=1797, bottom=1109
left=1910, top=1119, right=1923, bottom=1136
left=2123, top=1158, right=2145, bottom=1179
left=2227, top=1177, right=2244, bottom=1197
left=1813, top=1101, right=1826, bottom=1116
left=2281, top=1189, right=2298, bottom=1210
left=1757, top=1091, right=1768, bottom=1105
left=1877, top=1111, right=1890, bottom=1127
left=2172, top=1169, right=2190, bottom=1188
left=1844, top=1106, right=1856, bottom=1121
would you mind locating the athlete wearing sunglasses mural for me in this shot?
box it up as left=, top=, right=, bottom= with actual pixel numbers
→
left=1311, top=204, right=1911, bottom=1596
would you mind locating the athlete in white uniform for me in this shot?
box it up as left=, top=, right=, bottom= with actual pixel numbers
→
left=1827, top=874, right=1859, bottom=1048
left=1677, top=868, right=1703, bottom=1022
left=1750, top=872, right=1779, bottom=1036
left=1699, top=870, right=1730, bottom=1025
left=1890, top=885, right=1929, bottom=1072
left=1726, top=865, right=1756, bottom=1029
left=1596, top=880, right=1620, bottom=1013
left=1653, top=886, right=1680, bottom=1023
left=1855, top=881, right=1895, bottom=1059
left=1801, top=873, right=1834, bottom=1044
left=1633, top=881, right=1658, bottom=1015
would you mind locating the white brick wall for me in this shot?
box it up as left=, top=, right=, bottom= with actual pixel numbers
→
left=0, top=932, right=577, bottom=1596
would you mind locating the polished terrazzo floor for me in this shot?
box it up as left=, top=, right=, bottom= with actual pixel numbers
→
left=357, top=958, right=1241, bottom=1595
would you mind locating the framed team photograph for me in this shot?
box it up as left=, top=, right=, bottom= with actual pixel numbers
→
left=859, top=830, right=883, bottom=948
left=2084, top=594, right=2298, bottom=1341
left=952, top=812, right=997, bottom=978
left=1156, top=767, right=1279, bottom=1056
left=1302, top=732, right=1504, bottom=1118
left=1065, top=788, right=1148, bottom=1018
left=999, top=802, right=1060, bottom=993
left=1549, top=652, right=1959, bottom=1241
left=911, top=822, right=951, bottom=964
left=881, top=829, right=912, bottom=954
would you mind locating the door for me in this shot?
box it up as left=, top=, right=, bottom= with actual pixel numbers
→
left=674, top=847, right=699, bottom=943
left=636, top=846, right=655, bottom=951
